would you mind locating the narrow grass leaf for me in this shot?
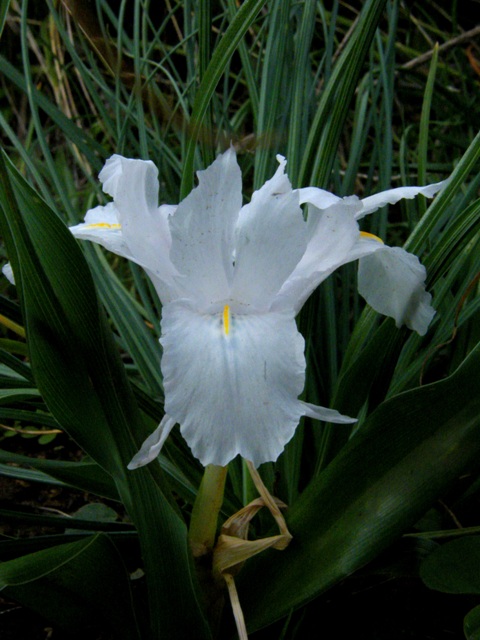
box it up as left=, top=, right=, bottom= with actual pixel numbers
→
left=180, top=0, right=266, bottom=197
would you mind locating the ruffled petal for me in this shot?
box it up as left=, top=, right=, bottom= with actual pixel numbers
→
left=296, top=180, right=446, bottom=220
left=301, top=401, right=357, bottom=424
left=101, top=155, right=177, bottom=282
left=168, top=148, right=242, bottom=308
left=99, top=154, right=160, bottom=218
left=73, top=156, right=179, bottom=303
left=231, top=156, right=308, bottom=310
left=357, top=245, right=436, bottom=335
left=160, top=301, right=307, bottom=467
left=357, top=180, right=447, bottom=220
left=127, top=415, right=177, bottom=470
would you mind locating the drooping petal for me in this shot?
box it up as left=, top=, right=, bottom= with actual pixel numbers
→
left=69, top=203, right=137, bottom=260
left=168, top=148, right=242, bottom=309
left=160, top=300, right=307, bottom=467
left=231, top=156, right=308, bottom=310
left=127, top=415, right=177, bottom=470
left=273, top=202, right=361, bottom=313
left=301, top=401, right=357, bottom=424
left=357, top=245, right=436, bottom=335
left=357, top=180, right=447, bottom=219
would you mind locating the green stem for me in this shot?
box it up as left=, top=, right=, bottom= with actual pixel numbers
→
left=189, top=464, right=228, bottom=557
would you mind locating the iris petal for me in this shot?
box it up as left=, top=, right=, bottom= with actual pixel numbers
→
left=127, top=415, right=177, bottom=470
left=357, top=180, right=447, bottom=219
left=69, top=203, right=135, bottom=260
left=2, top=262, right=14, bottom=285
left=301, top=401, right=357, bottom=424
left=296, top=186, right=343, bottom=209
left=231, top=157, right=309, bottom=310
left=358, top=245, right=436, bottom=335
left=72, top=158, right=179, bottom=302
left=274, top=203, right=360, bottom=313
left=99, top=154, right=160, bottom=218
left=168, top=148, right=242, bottom=308
left=160, top=301, right=306, bottom=467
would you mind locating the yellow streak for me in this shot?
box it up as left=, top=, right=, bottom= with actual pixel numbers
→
left=87, top=222, right=121, bottom=229
left=223, top=305, right=230, bottom=336
left=0, top=314, right=25, bottom=338
left=360, top=231, right=384, bottom=244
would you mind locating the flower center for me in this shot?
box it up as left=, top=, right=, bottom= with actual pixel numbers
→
left=223, top=304, right=230, bottom=336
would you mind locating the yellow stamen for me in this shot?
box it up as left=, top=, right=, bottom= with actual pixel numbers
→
left=223, top=305, right=230, bottom=336
left=360, top=231, right=384, bottom=244
left=87, top=222, right=121, bottom=229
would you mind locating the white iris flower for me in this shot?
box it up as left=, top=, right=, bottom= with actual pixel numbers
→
left=7, top=149, right=445, bottom=468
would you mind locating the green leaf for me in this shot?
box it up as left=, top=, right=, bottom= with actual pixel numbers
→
left=0, top=0, right=10, bottom=41
left=0, top=388, right=41, bottom=403
left=238, top=342, right=480, bottom=632
left=299, top=0, right=388, bottom=188
left=0, top=534, right=140, bottom=639
left=464, top=605, right=480, bottom=640
left=420, top=537, right=480, bottom=594
left=0, top=461, right=69, bottom=487
left=253, top=0, right=293, bottom=188
left=180, top=0, right=267, bottom=198
left=0, top=507, right=133, bottom=533
left=0, top=153, right=211, bottom=637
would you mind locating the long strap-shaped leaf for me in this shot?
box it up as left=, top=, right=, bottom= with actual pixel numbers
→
left=0, top=152, right=211, bottom=639
left=0, top=534, right=139, bottom=639
left=180, top=0, right=267, bottom=198
left=299, top=0, right=388, bottom=188
left=238, top=341, right=480, bottom=632
left=0, top=0, right=10, bottom=40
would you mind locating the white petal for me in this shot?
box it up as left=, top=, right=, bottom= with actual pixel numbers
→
left=160, top=301, right=307, bottom=467
left=99, top=155, right=160, bottom=216
left=357, top=246, right=436, bottom=335
left=357, top=180, right=447, bottom=220
left=72, top=156, right=179, bottom=302
left=2, top=262, right=15, bottom=284
left=273, top=202, right=360, bottom=313
left=69, top=203, right=136, bottom=260
left=301, top=401, right=357, bottom=424
left=231, top=157, right=308, bottom=310
left=296, top=186, right=342, bottom=209
left=168, top=148, right=242, bottom=308
left=101, top=156, right=178, bottom=291
left=127, top=415, right=176, bottom=470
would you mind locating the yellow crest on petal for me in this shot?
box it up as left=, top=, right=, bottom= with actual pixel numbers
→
left=86, top=222, right=121, bottom=230
left=223, top=304, right=230, bottom=336
left=360, top=230, right=384, bottom=244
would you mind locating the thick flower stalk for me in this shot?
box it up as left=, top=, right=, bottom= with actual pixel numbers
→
left=59, top=150, right=442, bottom=468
